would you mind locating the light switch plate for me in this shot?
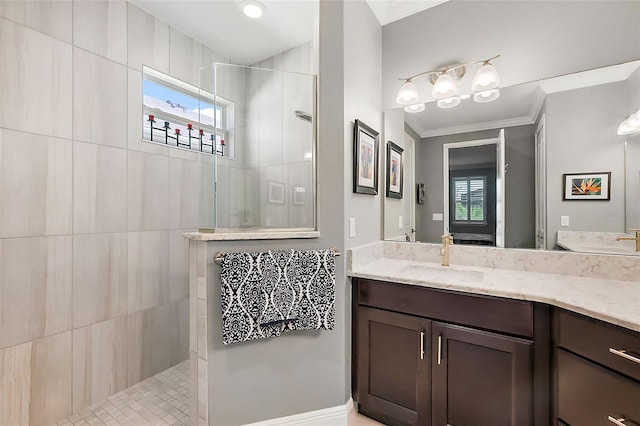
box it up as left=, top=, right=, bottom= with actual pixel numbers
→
left=349, top=218, right=356, bottom=237
left=398, top=215, right=403, bottom=229
left=433, top=213, right=443, bottom=221
left=561, top=216, right=570, bottom=227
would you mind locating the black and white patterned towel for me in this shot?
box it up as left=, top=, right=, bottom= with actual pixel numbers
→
left=220, top=249, right=336, bottom=345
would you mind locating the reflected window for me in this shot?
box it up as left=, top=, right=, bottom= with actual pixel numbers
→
left=142, top=66, right=234, bottom=158
left=453, top=176, right=486, bottom=224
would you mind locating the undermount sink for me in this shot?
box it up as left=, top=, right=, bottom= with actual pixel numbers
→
left=400, top=264, right=484, bottom=283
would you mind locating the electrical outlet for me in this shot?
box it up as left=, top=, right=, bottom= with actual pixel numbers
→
left=398, top=215, right=403, bottom=229
left=349, top=218, right=356, bottom=237
left=432, top=213, right=443, bottom=221
left=561, top=216, right=570, bottom=227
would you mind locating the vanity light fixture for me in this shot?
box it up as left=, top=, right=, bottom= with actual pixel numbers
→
left=241, top=0, right=265, bottom=18
left=396, top=55, right=501, bottom=112
left=617, top=107, right=640, bottom=135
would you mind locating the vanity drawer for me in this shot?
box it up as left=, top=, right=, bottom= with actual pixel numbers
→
left=355, top=278, right=533, bottom=337
left=557, top=349, right=640, bottom=426
left=557, top=310, right=640, bottom=381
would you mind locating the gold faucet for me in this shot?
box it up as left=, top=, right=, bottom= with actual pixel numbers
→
left=616, top=229, right=640, bottom=252
left=441, top=234, right=454, bottom=266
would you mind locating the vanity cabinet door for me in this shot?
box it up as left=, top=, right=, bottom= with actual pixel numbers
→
left=557, top=349, right=640, bottom=426
left=357, top=306, right=431, bottom=426
left=431, top=322, right=533, bottom=426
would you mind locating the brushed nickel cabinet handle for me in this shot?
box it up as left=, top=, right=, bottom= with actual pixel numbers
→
left=609, top=348, right=640, bottom=365
left=608, top=416, right=627, bottom=426
left=420, top=331, right=425, bottom=360
left=437, top=335, right=442, bottom=365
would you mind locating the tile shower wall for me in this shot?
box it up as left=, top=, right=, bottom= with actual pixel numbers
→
left=0, top=1, right=223, bottom=424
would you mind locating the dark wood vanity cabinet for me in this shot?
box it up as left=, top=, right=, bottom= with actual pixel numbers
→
left=356, top=306, right=431, bottom=425
left=555, top=309, right=640, bottom=426
left=352, top=278, right=548, bottom=426
left=431, top=322, right=533, bottom=426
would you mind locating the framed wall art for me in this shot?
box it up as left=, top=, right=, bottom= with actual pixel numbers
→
left=386, top=141, right=404, bottom=199
left=562, top=172, right=611, bottom=201
left=353, top=119, right=379, bottom=195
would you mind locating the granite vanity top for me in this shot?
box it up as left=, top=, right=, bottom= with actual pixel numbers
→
left=348, top=242, right=640, bottom=333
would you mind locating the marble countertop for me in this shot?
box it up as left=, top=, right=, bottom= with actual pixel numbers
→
left=557, top=241, right=639, bottom=256
left=556, top=230, right=639, bottom=256
left=348, top=255, right=640, bottom=333
left=183, top=230, right=320, bottom=241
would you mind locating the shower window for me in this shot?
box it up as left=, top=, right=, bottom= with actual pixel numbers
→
left=142, top=66, right=234, bottom=158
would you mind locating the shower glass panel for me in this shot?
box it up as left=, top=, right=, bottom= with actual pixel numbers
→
left=199, top=62, right=316, bottom=231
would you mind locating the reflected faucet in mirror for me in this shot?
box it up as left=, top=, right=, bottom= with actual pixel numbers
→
left=616, top=230, right=640, bottom=252
left=441, top=234, right=454, bottom=266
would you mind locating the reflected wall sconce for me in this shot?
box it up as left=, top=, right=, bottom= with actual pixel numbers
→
left=618, top=107, right=640, bottom=135
left=396, top=55, right=501, bottom=113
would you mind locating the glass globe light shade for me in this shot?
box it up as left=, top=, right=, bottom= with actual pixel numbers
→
left=437, top=96, right=461, bottom=109
left=432, top=73, right=458, bottom=99
left=473, top=89, right=500, bottom=103
left=396, top=80, right=419, bottom=106
left=404, top=103, right=425, bottom=113
left=472, top=63, right=500, bottom=91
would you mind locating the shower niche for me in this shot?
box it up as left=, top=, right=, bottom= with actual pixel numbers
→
left=199, top=60, right=317, bottom=232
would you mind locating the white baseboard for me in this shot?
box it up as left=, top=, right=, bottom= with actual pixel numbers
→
left=244, top=398, right=354, bottom=426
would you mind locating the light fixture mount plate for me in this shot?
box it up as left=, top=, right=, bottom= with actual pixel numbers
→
left=429, top=65, right=466, bottom=85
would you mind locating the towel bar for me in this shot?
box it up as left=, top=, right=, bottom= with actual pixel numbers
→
left=213, top=247, right=341, bottom=265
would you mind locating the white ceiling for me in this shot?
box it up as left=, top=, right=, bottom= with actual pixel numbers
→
left=365, top=0, right=448, bottom=26
left=130, top=0, right=318, bottom=65
left=129, top=0, right=447, bottom=66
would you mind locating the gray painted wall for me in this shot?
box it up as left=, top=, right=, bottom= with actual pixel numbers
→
left=416, top=125, right=535, bottom=247
left=204, top=0, right=386, bottom=422
left=344, top=0, right=383, bottom=249
left=545, top=80, right=629, bottom=248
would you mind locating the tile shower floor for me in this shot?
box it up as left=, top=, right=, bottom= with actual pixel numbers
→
left=51, top=361, right=190, bottom=426
left=51, top=360, right=381, bottom=426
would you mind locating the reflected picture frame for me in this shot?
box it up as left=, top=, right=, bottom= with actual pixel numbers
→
left=268, top=181, right=285, bottom=204
left=562, top=172, right=611, bottom=201
left=292, top=186, right=306, bottom=205
left=386, top=141, right=404, bottom=199
left=353, top=119, right=379, bottom=195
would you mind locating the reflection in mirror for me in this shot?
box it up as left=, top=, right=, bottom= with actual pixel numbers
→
left=381, top=1, right=640, bottom=254
left=390, top=61, right=640, bottom=249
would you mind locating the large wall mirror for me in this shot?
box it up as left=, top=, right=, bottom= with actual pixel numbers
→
left=382, top=0, right=640, bottom=255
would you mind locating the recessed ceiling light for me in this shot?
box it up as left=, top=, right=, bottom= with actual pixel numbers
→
left=241, top=0, right=265, bottom=19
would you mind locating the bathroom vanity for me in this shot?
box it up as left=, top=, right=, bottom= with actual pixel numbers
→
left=348, top=242, right=640, bottom=426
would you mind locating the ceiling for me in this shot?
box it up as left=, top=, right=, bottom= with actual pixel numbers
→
left=130, top=0, right=446, bottom=66
left=130, top=0, right=318, bottom=65
left=365, top=0, right=448, bottom=26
